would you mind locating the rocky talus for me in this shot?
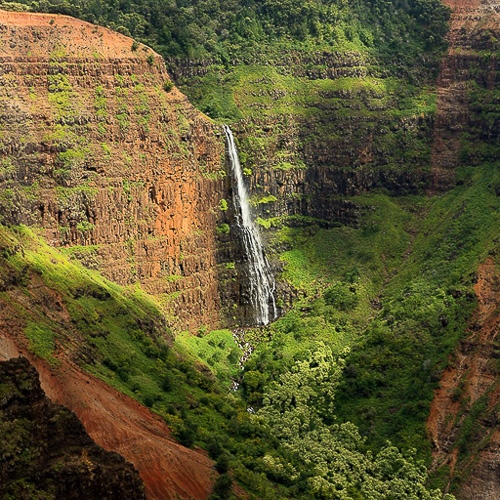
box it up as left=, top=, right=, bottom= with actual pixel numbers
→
left=0, top=10, right=226, bottom=329
left=0, top=356, right=147, bottom=499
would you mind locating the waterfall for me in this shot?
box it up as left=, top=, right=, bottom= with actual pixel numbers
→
left=224, top=125, right=276, bottom=326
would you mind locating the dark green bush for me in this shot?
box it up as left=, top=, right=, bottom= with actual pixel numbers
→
left=210, top=474, right=233, bottom=499
left=324, top=283, right=359, bottom=311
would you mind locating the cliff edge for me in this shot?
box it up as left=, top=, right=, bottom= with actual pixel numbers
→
left=0, top=9, right=226, bottom=330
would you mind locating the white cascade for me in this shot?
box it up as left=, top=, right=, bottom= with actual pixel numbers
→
left=224, top=125, right=276, bottom=326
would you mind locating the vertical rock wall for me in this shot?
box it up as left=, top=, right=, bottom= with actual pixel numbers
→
left=0, top=11, right=226, bottom=329
left=431, top=0, right=500, bottom=190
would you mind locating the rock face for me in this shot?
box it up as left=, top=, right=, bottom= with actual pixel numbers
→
left=0, top=10, right=226, bottom=330
left=0, top=356, right=147, bottom=499
left=431, top=0, right=500, bottom=190
left=428, top=259, right=500, bottom=498
left=426, top=5, right=500, bottom=495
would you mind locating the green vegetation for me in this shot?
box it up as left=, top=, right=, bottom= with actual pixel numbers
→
left=244, top=161, right=500, bottom=469
left=175, top=330, right=241, bottom=387
left=24, top=322, right=59, bottom=364
left=2, top=0, right=498, bottom=498
left=254, top=346, right=453, bottom=499
left=0, top=224, right=453, bottom=498
left=163, top=80, right=174, bottom=93
left=17, top=0, right=449, bottom=76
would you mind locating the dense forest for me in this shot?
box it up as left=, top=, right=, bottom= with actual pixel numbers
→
left=9, top=0, right=449, bottom=66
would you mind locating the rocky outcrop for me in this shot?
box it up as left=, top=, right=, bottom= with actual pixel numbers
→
left=167, top=50, right=369, bottom=81
left=427, top=3, right=500, bottom=498
left=0, top=356, right=147, bottom=499
left=0, top=10, right=226, bottom=330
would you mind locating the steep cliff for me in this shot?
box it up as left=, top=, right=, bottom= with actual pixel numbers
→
left=431, top=0, right=500, bottom=191
left=425, top=1, right=500, bottom=497
left=0, top=10, right=227, bottom=498
left=0, top=356, right=146, bottom=499
left=0, top=10, right=226, bottom=330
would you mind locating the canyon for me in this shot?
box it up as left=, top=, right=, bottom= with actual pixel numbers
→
left=0, top=0, right=499, bottom=498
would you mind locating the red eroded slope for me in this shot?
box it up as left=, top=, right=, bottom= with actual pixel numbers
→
left=0, top=334, right=215, bottom=499
left=427, top=258, right=500, bottom=497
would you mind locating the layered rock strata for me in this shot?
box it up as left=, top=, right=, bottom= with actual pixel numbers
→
left=0, top=10, right=226, bottom=329
left=428, top=258, right=500, bottom=498
left=427, top=3, right=500, bottom=496
left=431, top=0, right=500, bottom=190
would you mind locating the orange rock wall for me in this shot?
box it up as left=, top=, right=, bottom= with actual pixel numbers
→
left=0, top=10, right=226, bottom=329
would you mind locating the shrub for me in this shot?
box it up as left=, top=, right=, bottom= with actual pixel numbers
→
left=161, top=374, right=173, bottom=392
left=324, top=283, right=358, bottom=311
left=215, top=453, right=230, bottom=473
left=176, top=426, right=195, bottom=448
left=164, top=80, right=174, bottom=92
left=210, top=474, right=233, bottom=499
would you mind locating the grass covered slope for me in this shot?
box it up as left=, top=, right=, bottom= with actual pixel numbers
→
left=0, top=224, right=455, bottom=498
left=242, top=159, right=500, bottom=473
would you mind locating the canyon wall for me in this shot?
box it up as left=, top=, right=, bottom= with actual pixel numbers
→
left=431, top=0, right=500, bottom=190
left=0, top=10, right=226, bottom=330
left=427, top=0, right=500, bottom=497
left=193, top=55, right=437, bottom=322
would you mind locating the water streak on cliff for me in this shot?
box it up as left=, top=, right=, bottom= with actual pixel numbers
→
left=224, top=125, right=276, bottom=325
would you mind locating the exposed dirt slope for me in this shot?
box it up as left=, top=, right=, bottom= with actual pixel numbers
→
left=428, top=258, right=500, bottom=497
left=0, top=333, right=216, bottom=499
left=0, top=356, right=147, bottom=499
left=0, top=9, right=147, bottom=58
left=428, top=3, right=500, bottom=494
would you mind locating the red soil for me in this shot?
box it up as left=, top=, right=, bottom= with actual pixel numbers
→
left=0, top=9, right=150, bottom=59
left=0, top=334, right=216, bottom=500
left=427, top=259, right=500, bottom=497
